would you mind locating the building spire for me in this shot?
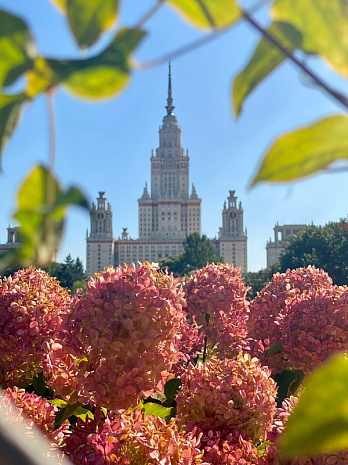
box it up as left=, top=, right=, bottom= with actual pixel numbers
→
left=165, top=61, right=175, bottom=115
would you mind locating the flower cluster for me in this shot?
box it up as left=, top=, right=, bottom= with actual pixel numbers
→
left=64, top=408, right=203, bottom=465
left=281, top=288, right=348, bottom=374
left=176, top=355, right=277, bottom=443
left=184, top=263, right=250, bottom=358
left=1, top=386, right=69, bottom=447
left=0, top=268, right=71, bottom=388
left=248, top=266, right=333, bottom=374
left=47, top=263, right=187, bottom=410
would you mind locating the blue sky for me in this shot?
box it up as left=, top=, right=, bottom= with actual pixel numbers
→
left=1, top=0, right=347, bottom=271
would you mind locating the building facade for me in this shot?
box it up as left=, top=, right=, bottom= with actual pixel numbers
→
left=266, top=223, right=307, bottom=267
left=86, top=65, right=247, bottom=276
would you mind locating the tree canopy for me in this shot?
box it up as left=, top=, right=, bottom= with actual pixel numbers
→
left=159, top=233, right=222, bottom=276
left=278, top=220, right=348, bottom=285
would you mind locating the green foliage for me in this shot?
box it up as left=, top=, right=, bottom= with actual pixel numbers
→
left=233, top=21, right=302, bottom=117
left=273, top=0, right=348, bottom=79
left=0, top=93, right=26, bottom=163
left=244, top=266, right=276, bottom=299
left=143, top=403, right=172, bottom=422
left=273, top=369, right=304, bottom=406
left=1, top=165, right=89, bottom=270
left=252, top=116, right=348, bottom=184
left=65, top=0, right=119, bottom=48
left=54, top=402, right=81, bottom=430
left=280, top=354, right=348, bottom=457
left=159, top=233, right=222, bottom=276
left=167, top=0, right=241, bottom=29
left=278, top=220, right=348, bottom=285
left=46, top=254, right=87, bottom=290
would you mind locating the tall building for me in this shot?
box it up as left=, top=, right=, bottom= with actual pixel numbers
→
left=266, top=223, right=307, bottom=267
left=86, top=64, right=247, bottom=276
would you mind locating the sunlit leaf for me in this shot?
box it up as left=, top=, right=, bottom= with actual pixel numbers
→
left=27, top=57, right=58, bottom=98
left=46, top=28, right=146, bottom=99
left=144, top=402, right=172, bottom=422
left=74, top=406, right=94, bottom=422
left=13, top=165, right=89, bottom=267
left=273, top=0, right=348, bottom=78
left=252, top=115, right=348, bottom=185
left=67, top=0, right=119, bottom=48
left=54, top=402, right=81, bottom=430
left=49, top=399, right=68, bottom=408
left=0, top=93, right=26, bottom=166
left=166, top=0, right=241, bottom=29
left=280, top=353, right=348, bottom=457
left=49, top=0, right=67, bottom=13
left=233, top=21, right=302, bottom=117
left=0, top=9, right=36, bottom=88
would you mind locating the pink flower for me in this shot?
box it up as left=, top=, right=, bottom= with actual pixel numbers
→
left=0, top=268, right=71, bottom=388
left=47, top=263, right=188, bottom=410
left=64, top=408, right=203, bottom=465
left=176, top=355, right=277, bottom=443
left=1, top=386, right=69, bottom=448
left=184, top=263, right=250, bottom=358
left=247, top=267, right=333, bottom=374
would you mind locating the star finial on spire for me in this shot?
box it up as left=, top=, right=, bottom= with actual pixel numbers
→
left=165, top=61, right=175, bottom=115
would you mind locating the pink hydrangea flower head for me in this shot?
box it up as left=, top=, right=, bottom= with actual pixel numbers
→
left=281, top=287, right=348, bottom=374
left=50, top=263, right=187, bottom=409
left=176, top=354, right=277, bottom=443
left=64, top=408, right=203, bottom=465
left=247, top=266, right=333, bottom=374
left=1, top=386, right=69, bottom=448
left=184, top=263, right=250, bottom=358
left=0, top=267, right=71, bottom=388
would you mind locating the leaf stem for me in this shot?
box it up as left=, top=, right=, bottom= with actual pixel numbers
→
left=242, top=9, right=348, bottom=110
left=133, top=0, right=165, bottom=30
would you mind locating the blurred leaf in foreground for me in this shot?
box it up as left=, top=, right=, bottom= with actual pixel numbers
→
left=273, top=0, right=348, bottom=79
left=0, top=9, right=36, bottom=88
left=67, top=0, right=119, bottom=48
left=0, top=93, right=26, bottom=166
left=0, top=165, right=90, bottom=271
left=252, top=115, right=348, bottom=185
left=233, top=21, right=302, bottom=117
left=280, top=353, right=348, bottom=457
left=167, top=0, right=241, bottom=29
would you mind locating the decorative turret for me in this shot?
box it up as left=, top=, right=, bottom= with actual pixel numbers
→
left=165, top=61, right=175, bottom=115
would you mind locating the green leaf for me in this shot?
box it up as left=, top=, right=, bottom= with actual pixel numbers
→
left=0, top=93, right=26, bottom=165
left=273, top=369, right=304, bottom=406
left=0, top=9, right=36, bottom=88
left=67, top=0, right=119, bottom=48
left=32, top=372, right=48, bottom=396
left=257, top=441, right=271, bottom=457
left=273, top=0, right=348, bottom=78
left=164, top=378, right=182, bottom=402
left=74, top=406, right=94, bottom=422
left=54, top=402, right=81, bottom=430
left=252, top=115, right=348, bottom=185
left=46, top=28, right=146, bottom=99
left=13, top=165, right=89, bottom=268
left=27, top=57, right=58, bottom=98
left=144, top=402, right=172, bottom=422
left=265, top=341, right=283, bottom=358
left=233, top=21, right=302, bottom=117
left=166, top=0, right=241, bottom=29
left=49, top=399, right=68, bottom=408
left=279, top=353, right=348, bottom=457
left=49, top=0, right=67, bottom=13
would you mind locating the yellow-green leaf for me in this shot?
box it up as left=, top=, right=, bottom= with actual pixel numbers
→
left=280, top=353, right=348, bottom=457
left=166, top=0, right=241, bottom=29
left=233, top=21, right=302, bottom=117
left=27, top=57, right=58, bottom=98
left=49, top=0, right=67, bottom=13
left=273, top=0, right=348, bottom=78
left=67, top=0, right=119, bottom=48
left=13, top=165, right=89, bottom=267
left=0, top=93, right=26, bottom=165
left=0, top=9, right=36, bottom=88
left=46, top=28, right=146, bottom=99
left=252, top=115, right=348, bottom=185
left=144, top=403, right=172, bottom=422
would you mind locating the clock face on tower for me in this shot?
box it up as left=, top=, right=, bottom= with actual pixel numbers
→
left=97, top=212, right=105, bottom=220
left=228, top=209, right=238, bottom=219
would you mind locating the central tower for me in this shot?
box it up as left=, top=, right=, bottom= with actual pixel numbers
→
left=138, top=63, right=201, bottom=241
